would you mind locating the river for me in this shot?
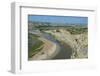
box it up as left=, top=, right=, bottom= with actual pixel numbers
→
left=41, top=32, right=73, bottom=59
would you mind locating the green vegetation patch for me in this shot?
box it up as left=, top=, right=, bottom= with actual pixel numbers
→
left=66, top=26, right=88, bottom=34
left=28, top=33, right=44, bottom=58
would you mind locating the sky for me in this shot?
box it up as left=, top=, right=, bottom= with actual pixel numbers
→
left=28, top=15, right=88, bottom=25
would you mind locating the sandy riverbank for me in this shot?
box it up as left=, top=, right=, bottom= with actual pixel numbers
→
left=29, top=37, right=60, bottom=60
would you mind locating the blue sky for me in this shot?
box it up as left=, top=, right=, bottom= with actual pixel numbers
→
left=28, top=15, right=88, bottom=24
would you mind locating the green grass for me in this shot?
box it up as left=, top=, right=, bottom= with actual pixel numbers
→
left=66, top=26, right=87, bottom=34
left=28, top=33, right=44, bottom=58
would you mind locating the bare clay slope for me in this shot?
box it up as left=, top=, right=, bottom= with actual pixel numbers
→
left=45, top=29, right=88, bottom=58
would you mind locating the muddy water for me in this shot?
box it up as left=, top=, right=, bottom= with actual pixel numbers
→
left=42, top=32, right=73, bottom=59
left=52, top=42, right=72, bottom=59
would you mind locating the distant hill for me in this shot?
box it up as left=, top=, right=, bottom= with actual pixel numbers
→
left=28, top=21, right=87, bottom=27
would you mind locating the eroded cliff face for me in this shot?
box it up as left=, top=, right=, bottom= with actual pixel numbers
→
left=44, top=29, right=88, bottom=59
left=73, top=33, right=88, bottom=58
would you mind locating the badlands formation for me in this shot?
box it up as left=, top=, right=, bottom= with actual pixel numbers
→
left=44, top=29, right=88, bottom=58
